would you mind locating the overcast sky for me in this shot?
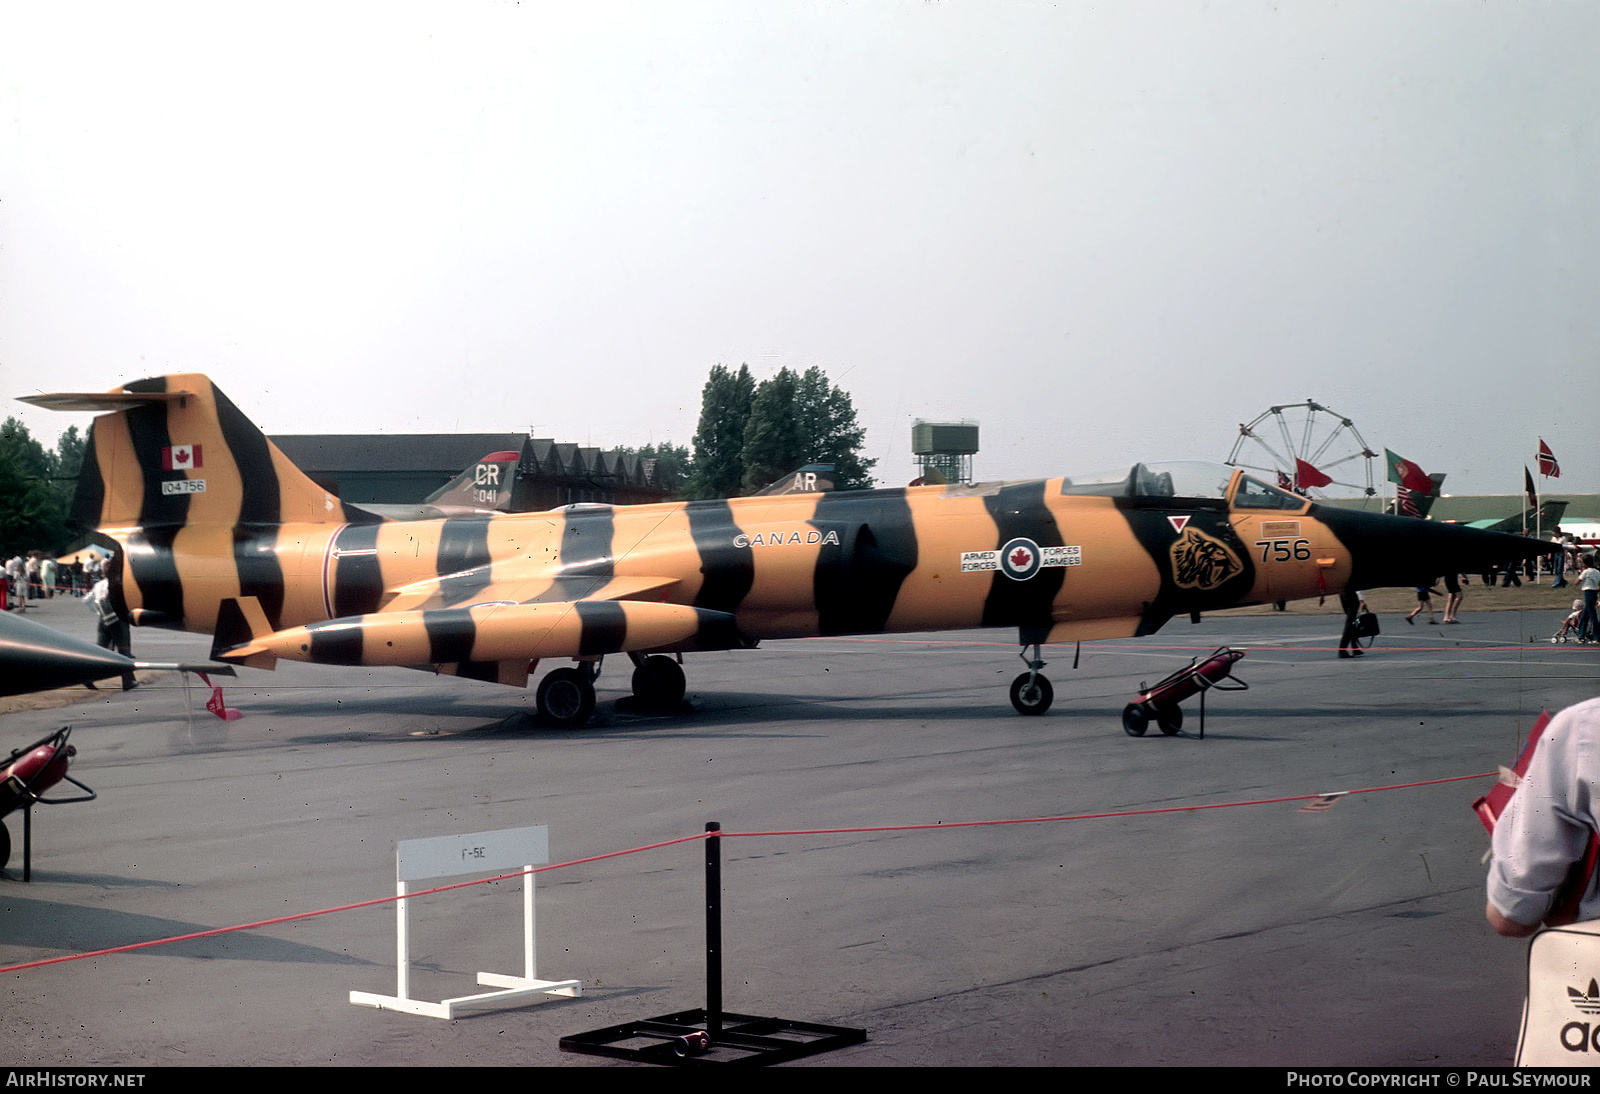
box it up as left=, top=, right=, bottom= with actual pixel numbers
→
left=3, top=2, right=1596, bottom=498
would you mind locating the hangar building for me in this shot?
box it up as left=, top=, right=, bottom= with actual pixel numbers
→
left=269, top=434, right=678, bottom=509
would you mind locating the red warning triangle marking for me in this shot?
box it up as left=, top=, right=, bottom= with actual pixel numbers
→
left=1167, top=515, right=1190, bottom=533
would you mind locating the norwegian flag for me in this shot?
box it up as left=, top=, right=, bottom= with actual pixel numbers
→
left=162, top=444, right=203, bottom=471
left=1539, top=439, right=1561, bottom=479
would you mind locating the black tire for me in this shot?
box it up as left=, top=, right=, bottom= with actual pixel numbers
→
left=1122, top=703, right=1149, bottom=737
left=536, top=667, right=596, bottom=728
left=631, top=655, right=686, bottom=709
left=1009, top=672, right=1053, bottom=716
left=0, top=821, right=8, bottom=869
left=1156, top=704, right=1184, bottom=735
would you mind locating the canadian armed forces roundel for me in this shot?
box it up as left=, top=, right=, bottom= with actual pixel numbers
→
left=960, top=538, right=1083, bottom=581
left=1000, top=537, right=1042, bottom=582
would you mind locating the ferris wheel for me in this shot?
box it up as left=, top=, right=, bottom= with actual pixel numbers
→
left=1226, top=401, right=1377, bottom=498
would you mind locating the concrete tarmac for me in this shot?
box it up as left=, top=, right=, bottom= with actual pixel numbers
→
left=0, top=594, right=1592, bottom=1067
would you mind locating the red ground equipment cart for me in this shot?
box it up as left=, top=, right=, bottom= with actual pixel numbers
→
left=0, top=726, right=95, bottom=877
left=1122, top=647, right=1248, bottom=739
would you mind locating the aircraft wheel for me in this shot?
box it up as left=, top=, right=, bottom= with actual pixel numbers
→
left=1122, top=704, right=1149, bottom=737
left=631, top=655, right=686, bottom=709
left=0, top=821, right=9, bottom=869
left=1009, top=672, right=1053, bottom=716
left=1156, top=704, right=1184, bottom=735
left=537, top=668, right=596, bottom=728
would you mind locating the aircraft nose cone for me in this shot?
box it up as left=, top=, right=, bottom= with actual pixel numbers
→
left=0, top=611, right=138, bottom=696
left=1315, top=506, right=1555, bottom=590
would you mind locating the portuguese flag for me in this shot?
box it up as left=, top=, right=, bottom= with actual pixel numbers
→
left=1384, top=449, right=1432, bottom=495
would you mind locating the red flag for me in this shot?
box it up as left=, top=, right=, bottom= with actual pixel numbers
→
left=1539, top=439, right=1561, bottom=479
left=1294, top=458, right=1332, bottom=490
left=1396, top=487, right=1420, bottom=517
left=1276, top=470, right=1294, bottom=492
left=196, top=671, right=242, bottom=721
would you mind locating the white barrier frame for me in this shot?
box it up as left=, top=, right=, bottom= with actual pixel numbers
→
left=350, top=824, right=581, bottom=1019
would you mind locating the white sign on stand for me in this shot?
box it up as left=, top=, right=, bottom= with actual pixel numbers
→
left=350, top=824, right=581, bottom=1019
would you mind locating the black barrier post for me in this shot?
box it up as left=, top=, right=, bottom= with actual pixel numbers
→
left=560, top=818, right=867, bottom=1064
left=705, top=821, right=722, bottom=1038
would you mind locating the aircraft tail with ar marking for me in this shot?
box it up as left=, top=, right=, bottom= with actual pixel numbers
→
left=21, top=374, right=379, bottom=629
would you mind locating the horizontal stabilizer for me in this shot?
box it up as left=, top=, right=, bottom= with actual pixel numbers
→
left=18, top=389, right=192, bottom=413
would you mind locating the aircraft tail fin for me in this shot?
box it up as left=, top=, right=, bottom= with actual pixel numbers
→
left=22, top=374, right=379, bottom=532
left=752, top=464, right=835, bottom=497
left=424, top=450, right=521, bottom=512
left=210, top=596, right=278, bottom=669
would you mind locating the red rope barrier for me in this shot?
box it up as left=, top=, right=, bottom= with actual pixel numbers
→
left=0, top=771, right=1497, bottom=975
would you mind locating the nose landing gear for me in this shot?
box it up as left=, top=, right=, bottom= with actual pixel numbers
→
left=1010, top=642, right=1053, bottom=716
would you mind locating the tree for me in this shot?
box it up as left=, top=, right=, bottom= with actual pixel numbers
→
left=687, top=363, right=755, bottom=500
left=793, top=366, right=875, bottom=491
left=49, top=425, right=85, bottom=514
left=686, top=363, right=877, bottom=497
left=0, top=418, right=68, bottom=557
left=740, top=367, right=805, bottom=493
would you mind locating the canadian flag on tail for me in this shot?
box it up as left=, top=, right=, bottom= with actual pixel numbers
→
left=162, top=444, right=203, bottom=470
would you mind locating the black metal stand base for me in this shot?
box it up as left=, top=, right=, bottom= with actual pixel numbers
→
left=560, top=1008, right=866, bottom=1066
left=561, top=822, right=868, bottom=1065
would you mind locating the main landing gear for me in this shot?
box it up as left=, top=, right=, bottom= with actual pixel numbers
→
left=1009, top=641, right=1053, bottom=716
left=533, top=654, right=688, bottom=728
left=629, top=653, right=686, bottom=709
left=535, top=663, right=597, bottom=728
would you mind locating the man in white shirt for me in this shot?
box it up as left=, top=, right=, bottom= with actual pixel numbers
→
left=1487, top=698, right=1600, bottom=936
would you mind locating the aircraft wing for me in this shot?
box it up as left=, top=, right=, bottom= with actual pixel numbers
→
left=377, top=563, right=681, bottom=614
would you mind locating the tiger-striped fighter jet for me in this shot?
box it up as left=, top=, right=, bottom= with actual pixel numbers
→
left=22, top=375, right=1551, bottom=727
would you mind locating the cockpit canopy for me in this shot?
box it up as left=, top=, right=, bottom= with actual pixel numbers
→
left=1058, top=461, right=1309, bottom=511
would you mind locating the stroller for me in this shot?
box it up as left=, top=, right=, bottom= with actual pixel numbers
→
left=1552, top=599, right=1584, bottom=643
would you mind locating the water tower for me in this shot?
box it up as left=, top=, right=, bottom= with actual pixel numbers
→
left=911, top=420, right=980, bottom=485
